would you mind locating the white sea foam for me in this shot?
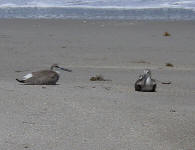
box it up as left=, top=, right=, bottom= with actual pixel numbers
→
left=0, top=0, right=195, bottom=9
left=0, top=0, right=194, bottom=20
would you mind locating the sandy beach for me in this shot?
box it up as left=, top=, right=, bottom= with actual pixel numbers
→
left=0, top=19, right=195, bottom=150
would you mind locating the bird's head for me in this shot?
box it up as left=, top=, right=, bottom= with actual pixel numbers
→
left=144, top=69, right=151, bottom=76
left=50, top=64, right=72, bottom=72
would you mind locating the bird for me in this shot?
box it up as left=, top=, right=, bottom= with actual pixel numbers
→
left=16, top=64, right=72, bottom=85
left=135, top=69, right=156, bottom=92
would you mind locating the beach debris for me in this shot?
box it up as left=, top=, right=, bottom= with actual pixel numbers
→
left=90, top=74, right=111, bottom=81
left=75, top=86, right=85, bottom=89
left=161, top=81, right=172, bottom=84
left=23, top=144, right=30, bottom=149
left=170, top=109, right=176, bottom=112
left=163, top=32, right=171, bottom=37
left=83, top=20, right=87, bottom=23
left=22, top=121, right=36, bottom=125
left=132, top=60, right=150, bottom=64
left=135, top=69, right=156, bottom=92
left=15, top=70, right=23, bottom=73
left=15, top=69, right=30, bottom=73
left=104, top=87, right=111, bottom=91
left=170, top=107, right=176, bottom=112
left=24, top=146, right=29, bottom=149
left=165, top=62, right=174, bottom=67
left=90, top=75, right=106, bottom=81
left=155, top=79, right=172, bottom=85
left=16, top=64, right=72, bottom=85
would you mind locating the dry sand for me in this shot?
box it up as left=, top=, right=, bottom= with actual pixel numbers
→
left=0, top=19, right=195, bottom=150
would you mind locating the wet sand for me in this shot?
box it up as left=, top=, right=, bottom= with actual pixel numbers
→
left=0, top=19, right=195, bottom=150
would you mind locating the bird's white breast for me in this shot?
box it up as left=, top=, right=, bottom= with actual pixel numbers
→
left=146, top=76, right=152, bottom=85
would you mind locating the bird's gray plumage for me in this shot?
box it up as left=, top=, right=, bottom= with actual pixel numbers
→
left=16, top=64, right=71, bottom=85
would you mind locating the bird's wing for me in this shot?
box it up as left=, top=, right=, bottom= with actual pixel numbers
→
left=23, top=70, right=58, bottom=84
left=32, top=70, right=57, bottom=80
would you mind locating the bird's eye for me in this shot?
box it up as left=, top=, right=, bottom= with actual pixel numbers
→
left=138, top=75, right=143, bottom=79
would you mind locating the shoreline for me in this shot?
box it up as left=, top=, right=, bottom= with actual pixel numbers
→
left=1, top=18, right=195, bottom=22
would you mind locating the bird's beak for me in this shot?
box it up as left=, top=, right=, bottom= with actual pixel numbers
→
left=57, top=66, right=72, bottom=72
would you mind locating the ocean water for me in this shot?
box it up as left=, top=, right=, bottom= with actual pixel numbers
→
left=0, top=0, right=195, bottom=20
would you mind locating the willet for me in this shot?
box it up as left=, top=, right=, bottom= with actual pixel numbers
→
left=135, top=69, right=156, bottom=92
left=16, top=64, right=72, bottom=85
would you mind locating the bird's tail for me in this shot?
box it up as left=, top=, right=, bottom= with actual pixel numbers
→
left=16, top=79, right=25, bottom=83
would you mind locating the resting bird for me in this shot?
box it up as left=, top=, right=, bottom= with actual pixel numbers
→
left=135, top=69, right=156, bottom=92
left=16, top=64, right=72, bottom=85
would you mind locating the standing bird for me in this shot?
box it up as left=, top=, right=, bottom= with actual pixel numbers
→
left=135, top=69, right=156, bottom=92
left=16, top=64, right=72, bottom=85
